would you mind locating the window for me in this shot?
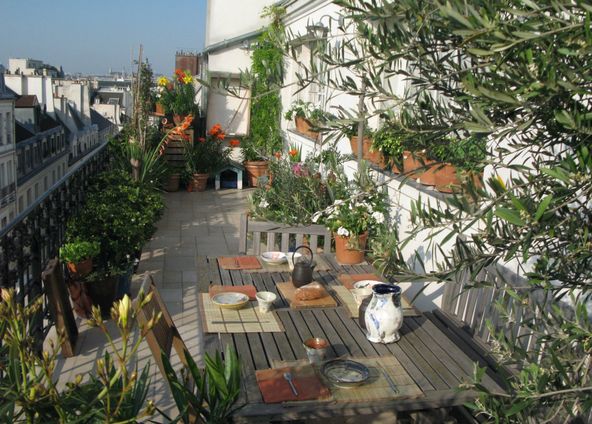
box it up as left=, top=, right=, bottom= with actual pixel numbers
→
left=0, top=163, right=4, bottom=187
left=0, top=112, right=4, bottom=145
left=25, top=148, right=32, bottom=170
left=34, top=183, right=39, bottom=199
left=52, top=169, right=55, bottom=183
left=1, top=217, right=6, bottom=229
left=44, top=175, right=48, bottom=191
left=18, top=196, right=23, bottom=213
left=7, top=160, right=12, bottom=184
left=6, top=112, right=11, bottom=145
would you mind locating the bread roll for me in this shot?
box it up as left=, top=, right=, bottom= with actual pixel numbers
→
left=295, top=282, right=324, bottom=301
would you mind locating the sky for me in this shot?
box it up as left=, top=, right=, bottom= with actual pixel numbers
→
left=0, top=0, right=207, bottom=75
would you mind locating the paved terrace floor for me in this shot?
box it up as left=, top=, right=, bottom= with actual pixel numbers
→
left=51, top=189, right=251, bottom=422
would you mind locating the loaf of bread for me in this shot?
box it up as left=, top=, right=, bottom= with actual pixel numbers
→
left=294, top=282, right=325, bottom=301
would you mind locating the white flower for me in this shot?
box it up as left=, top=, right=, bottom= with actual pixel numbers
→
left=259, top=199, right=269, bottom=208
left=333, top=199, right=344, bottom=206
left=372, top=211, right=385, bottom=224
left=311, top=211, right=322, bottom=223
left=337, top=226, right=350, bottom=237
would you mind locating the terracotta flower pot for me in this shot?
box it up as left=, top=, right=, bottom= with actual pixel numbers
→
left=334, top=231, right=368, bottom=265
left=295, top=116, right=319, bottom=140
left=416, top=158, right=438, bottom=186
left=155, top=102, right=165, bottom=116
left=165, top=174, right=180, bottom=192
left=67, top=258, right=93, bottom=279
left=244, top=160, right=269, bottom=187
left=192, top=173, right=209, bottom=192
left=434, top=163, right=460, bottom=193
left=402, top=150, right=424, bottom=179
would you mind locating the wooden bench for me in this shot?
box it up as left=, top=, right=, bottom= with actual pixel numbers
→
left=238, top=213, right=331, bottom=255
left=425, top=265, right=543, bottom=389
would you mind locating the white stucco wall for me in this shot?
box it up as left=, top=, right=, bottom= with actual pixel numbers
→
left=5, top=74, right=55, bottom=115
left=205, top=0, right=272, bottom=47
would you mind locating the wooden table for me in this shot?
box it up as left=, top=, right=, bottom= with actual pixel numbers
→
left=196, top=255, right=504, bottom=422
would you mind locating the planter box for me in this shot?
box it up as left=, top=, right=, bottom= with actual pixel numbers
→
left=295, top=116, right=320, bottom=141
left=349, top=136, right=386, bottom=168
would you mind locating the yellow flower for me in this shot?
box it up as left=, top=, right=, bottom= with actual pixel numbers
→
left=182, top=74, right=193, bottom=84
left=157, top=76, right=169, bottom=87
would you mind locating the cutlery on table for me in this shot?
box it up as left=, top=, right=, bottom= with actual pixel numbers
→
left=283, top=371, right=298, bottom=396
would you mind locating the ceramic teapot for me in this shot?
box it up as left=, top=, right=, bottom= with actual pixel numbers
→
left=364, top=283, right=403, bottom=344
left=291, top=245, right=315, bottom=287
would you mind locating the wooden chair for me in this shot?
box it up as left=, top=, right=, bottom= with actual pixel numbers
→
left=238, top=213, right=332, bottom=255
left=134, top=274, right=190, bottom=381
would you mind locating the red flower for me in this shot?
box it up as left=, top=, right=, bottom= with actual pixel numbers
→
left=208, top=123, right=223, bottom=136
left=198, top=137, right=205, bottom=143
left=229, top=139, right=240, bottom=147
left=274, top=151, right=281, bottom=159
left=289, top=148, right=298, bottom=157
left=216, top=131, right=226, bottom=141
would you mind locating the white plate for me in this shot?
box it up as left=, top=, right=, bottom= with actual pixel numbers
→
left=260, top=251, right=287, bottom=265
left=211, top=292, right=249, bottom=310
left=353, top=280, right=383, bottom=290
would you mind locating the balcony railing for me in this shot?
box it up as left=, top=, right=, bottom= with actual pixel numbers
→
left=0, top=182, right=16, bottom=207
left=0, top=141, right=110, bottom=350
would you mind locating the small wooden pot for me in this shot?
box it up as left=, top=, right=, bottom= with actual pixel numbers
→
left=192, top=173, right=209, bottom=192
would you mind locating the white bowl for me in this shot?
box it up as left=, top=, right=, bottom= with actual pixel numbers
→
left=260, top=251, right=287, bottom=265
left=351, top=280, right=383, bottom=306
left=212, top=292, right=249, bottom=310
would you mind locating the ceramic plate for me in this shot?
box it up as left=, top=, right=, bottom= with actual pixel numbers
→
left=260, top=251, right=287, bottom=265
left=211, top=292, right=249, bottom=310
left=321, top=359, right=370, bottom=388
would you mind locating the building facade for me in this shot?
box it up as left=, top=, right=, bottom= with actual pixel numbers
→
left=0, top=74, right=17, bottom=229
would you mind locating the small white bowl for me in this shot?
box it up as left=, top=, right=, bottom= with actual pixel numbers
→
left=351, top=280, right=383, bottom=306
left=256, top=291, right=277, bottom=313
left=260, top=251, right=287, bottom=265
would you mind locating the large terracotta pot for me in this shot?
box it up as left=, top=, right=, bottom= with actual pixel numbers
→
left=334, top=231, right=368, bottom=265
left=66, top=258, right=93, bottom=279
left=295, top=116, right=319, bottom=140
left=192, top=173, right=209, bottom=192
left=350, top=136, right=386, bottom=168
left=84, top=276, right=119, bottom=318
left=165, top=174, right=180, bottom=192
left=434, top=163, right=460, bottom=193
left=416, top=158, right=438, bottom=186
left=244, top=160, right=269, bottom=187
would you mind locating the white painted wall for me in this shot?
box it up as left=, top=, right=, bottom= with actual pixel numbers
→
left=0, top=99, right=17, bottom=228
left=205, top=0, right=271, bottom=46
left=5, top=74, right=55, bottom=115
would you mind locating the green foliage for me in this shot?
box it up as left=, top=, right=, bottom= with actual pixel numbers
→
left=371, top=124, right=404, bottom=165
left=427, top=135, right=487, bottom=172
left=0, top=290, right=154, bottom=422
left=184, top=124, right=230, bottom=175
left=248, top=6, right=285, bottom=158
left=284, top=100, right=328, bottom=125
left=321, top=0, right=592, bottom=421
left=59, top=240, right=100, bottom=264
left=65, top=170, right=164, bottom=276
left=161, top=344, right=241, bottom=423
left=250, top=155, right=345, bottom=225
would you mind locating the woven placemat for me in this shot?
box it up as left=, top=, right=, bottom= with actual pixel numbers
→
left=247, top=255, right=332, bottom=273
left=333, top=285, right=420, bottom=318
left=273, top=356, right=422, bottom=403
left=218, top=256, right=262, bottom=270
left=338, top=273, right=381, bottom=289
left=199, top=294, right=284, bottom=333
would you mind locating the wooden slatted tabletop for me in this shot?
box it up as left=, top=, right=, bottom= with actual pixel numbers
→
left=197, top=255, right=504, bottom=422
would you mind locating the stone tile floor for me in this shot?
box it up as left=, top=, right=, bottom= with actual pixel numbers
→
left=50, top=188, right=252, bottom=422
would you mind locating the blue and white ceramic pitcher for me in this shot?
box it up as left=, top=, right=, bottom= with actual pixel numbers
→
left=364, top=284, right=403, bottom=344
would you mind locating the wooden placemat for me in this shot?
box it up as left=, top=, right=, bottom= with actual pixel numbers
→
left=277, top=282, right=337, bottom=309
left=247, top=255, right=332, bottom=273
left=256, top=364, right=332, bottom=403
left=199, top=294, right=284, bottom=333
left=333, top=285, right=420, bottom=318
left=218, top=256, right=262, bottom=270
left=273, top=356, right=422, bottom=403
left=209, top=284, right=257, bottom=301
left=338, top=273, right=382, bottom=289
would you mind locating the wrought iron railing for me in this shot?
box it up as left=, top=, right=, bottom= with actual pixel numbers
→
left=0, top=141, right=110, bottom=350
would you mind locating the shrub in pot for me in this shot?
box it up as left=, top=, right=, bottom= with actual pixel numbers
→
left=65, top=171, right=165, bottom=314
left=183, top=123, right=230, bottom=192
left=59, top=240, right=100, bottom=278
left=284, top=100, right=328, bottom=141
left=371, top=125, right=405, bottom=171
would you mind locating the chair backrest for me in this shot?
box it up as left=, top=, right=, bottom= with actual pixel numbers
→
left=238, top=213, right=332, bottom=255
left=441, top=264, right=545, bottom=353
left=134, top=274, right=189, bottom=379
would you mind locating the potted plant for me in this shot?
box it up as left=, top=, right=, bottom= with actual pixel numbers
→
left=183, top=123, right=230, bottom=192
left=59, top=240, right=100, bottom=278
left=345, top=120, right=379, bottom=164
left=285, top=100, right=330, bottom=141
left=240, top=136, right=271, bottom=187
left=156, top=70, right=197, bottom=123
left=370, top=125, right=405, bottom=171
left=65, top=171, right=164, bottom=315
